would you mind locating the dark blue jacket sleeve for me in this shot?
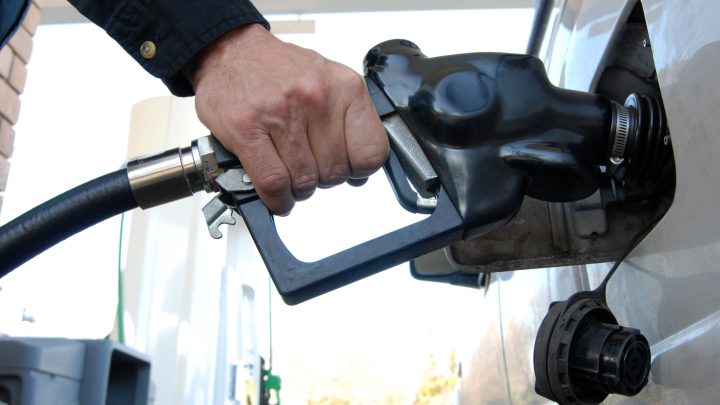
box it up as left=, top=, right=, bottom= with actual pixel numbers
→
left=0, top=0, right=30, bottom=47
left=68, top=0, right=269, bottom=96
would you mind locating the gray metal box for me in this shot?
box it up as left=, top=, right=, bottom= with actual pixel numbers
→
left=0, top=338, right=150, bottom=405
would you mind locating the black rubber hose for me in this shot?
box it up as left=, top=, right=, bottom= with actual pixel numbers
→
left=0, top=169, right=138, bottom=276
left=526, top=0, right=554, bottom=56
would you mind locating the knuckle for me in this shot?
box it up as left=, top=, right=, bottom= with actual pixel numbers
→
left=351, top=143, right=389, bottom=174
left=254, top=170, right=291, bottom=199
left=342, top=70, right=366, bottom=95
left=295, top=73, right=328, bottom=105
left=292, top=173, right=319, bottom=199
left=259, top=93, right=289, bottom=117
left=318, top=162, right=349, bottom=186
left=294, top=171, right=318, bottom=188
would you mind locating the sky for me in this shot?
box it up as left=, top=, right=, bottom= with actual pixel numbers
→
left=0, top=8, right=533, bottom=404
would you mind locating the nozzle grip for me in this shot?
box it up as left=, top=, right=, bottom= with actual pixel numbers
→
left=238, top=186, right=464, bottom=305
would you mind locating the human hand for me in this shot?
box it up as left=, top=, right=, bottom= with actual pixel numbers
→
left=190, top=24, right=389, bottom=215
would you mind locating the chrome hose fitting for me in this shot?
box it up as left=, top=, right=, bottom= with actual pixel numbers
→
left=126, top=135, right=222, bottom=209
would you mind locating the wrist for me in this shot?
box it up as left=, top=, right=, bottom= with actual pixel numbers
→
left=186, top=23, right=274, bottom=90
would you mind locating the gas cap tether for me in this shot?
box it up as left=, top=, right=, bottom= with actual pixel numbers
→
left=533, top=214, right=659, bottom=405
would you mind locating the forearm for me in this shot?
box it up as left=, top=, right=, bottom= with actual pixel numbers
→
left=68, top=0, right=269, bottom=96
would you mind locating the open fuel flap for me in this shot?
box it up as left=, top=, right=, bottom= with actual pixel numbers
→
left=411, top=3, right=675, bottom=290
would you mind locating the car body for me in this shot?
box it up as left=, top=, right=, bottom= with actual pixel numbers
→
left=455, top=0, right=720, bottom=403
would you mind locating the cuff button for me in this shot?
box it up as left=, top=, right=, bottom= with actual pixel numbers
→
left=140, top=41, right=157, bottom=59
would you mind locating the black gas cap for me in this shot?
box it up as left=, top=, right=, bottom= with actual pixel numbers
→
left=534, top=291, right=651, bottom=404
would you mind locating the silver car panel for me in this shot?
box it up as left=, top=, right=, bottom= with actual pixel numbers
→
left=458, top=0, right=720, bottom=403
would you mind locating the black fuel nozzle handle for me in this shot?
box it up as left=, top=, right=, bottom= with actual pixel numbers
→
left=238, top=182, right=464, bottom=305
left=364, top=39, right=615, bottom=235
left=209, top=111, right=464, bottom=305
left=224, top=115, right=462, bottom=304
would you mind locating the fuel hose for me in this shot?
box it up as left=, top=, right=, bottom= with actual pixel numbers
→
left=0, top=135, right=228, bottom=276
left=0, top=169, right=138, bottom=276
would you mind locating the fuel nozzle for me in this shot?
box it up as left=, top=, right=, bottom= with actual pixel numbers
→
left=364, top=40, right=672, bottom=233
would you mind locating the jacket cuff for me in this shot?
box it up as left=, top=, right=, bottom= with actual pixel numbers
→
left=103, top=1, right=269, bottom=96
